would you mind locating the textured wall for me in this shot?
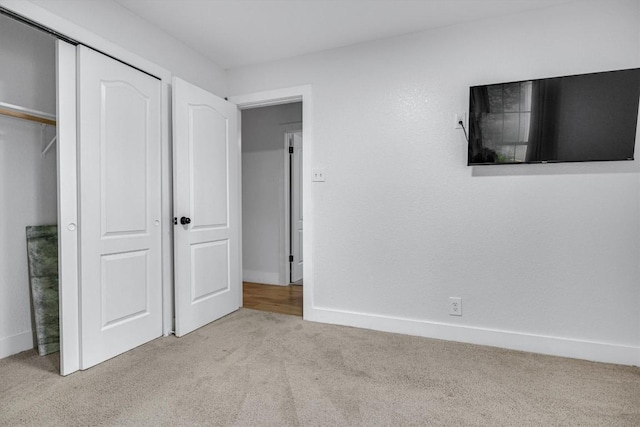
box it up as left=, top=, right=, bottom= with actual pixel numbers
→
left=28, top=0, right=228, bottom=96
left=228, top=0, right=640, bottom=363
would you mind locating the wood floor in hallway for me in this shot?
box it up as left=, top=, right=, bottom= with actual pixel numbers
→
left=243, top=282, right=303, bottom=317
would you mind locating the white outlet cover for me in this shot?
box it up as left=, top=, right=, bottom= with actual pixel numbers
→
left=449, top=297, right=462, bottom=316
left=454, top=113, right=465, bottom=129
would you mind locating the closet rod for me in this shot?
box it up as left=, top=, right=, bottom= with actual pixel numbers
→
left=0, top=102, right=56, bottom=126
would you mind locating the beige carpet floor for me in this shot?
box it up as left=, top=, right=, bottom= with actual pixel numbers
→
left=1, top=308, right=639, bottom=426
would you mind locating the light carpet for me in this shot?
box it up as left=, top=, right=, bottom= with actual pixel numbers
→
left=1, top=308, right=639, bottom=426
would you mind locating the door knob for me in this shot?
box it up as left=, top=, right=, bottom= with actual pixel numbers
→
left=180, top=216, right=191, bottom=225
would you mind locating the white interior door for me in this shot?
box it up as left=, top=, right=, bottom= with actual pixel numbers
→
left=172, top=77, right=241, bottom=337
left=290, top=131, right=303, bottom=283
left=57, top=40, right=79, bottom=375
left=78, top=46, right=162, bottom=369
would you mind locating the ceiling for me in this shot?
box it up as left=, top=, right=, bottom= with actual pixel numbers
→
left=114, top=0, right=572, bottom=69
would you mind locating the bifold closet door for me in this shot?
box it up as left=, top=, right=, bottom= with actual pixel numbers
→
left=77, top=46, right=162, bottom=369
left=172, top=77, right=241, bottom=336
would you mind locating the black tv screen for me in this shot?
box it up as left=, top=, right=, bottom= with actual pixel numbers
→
left=468, top=68, right=640, bottom=165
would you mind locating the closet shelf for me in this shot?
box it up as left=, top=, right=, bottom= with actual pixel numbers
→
left=0, top=101, right=56, bottom=126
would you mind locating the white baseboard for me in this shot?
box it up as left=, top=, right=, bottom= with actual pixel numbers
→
left=305, top=306, right=640, bottom=367
left=0, top=330, right=34, bottom=359
left=243, top=270, right=284, bottom=286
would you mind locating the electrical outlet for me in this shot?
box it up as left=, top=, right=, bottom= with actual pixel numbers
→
left=454, top=113, right=465, bottom=129
left=449, top=297, right=462, bottom=316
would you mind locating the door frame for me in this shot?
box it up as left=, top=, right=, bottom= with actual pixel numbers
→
left=284, top=130, right=302, bottom=284
left=2, top=1, right=175, bottom=375
left=229, top=86, right=314, bottom=317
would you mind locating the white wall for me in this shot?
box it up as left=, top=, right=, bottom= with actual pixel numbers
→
left=27, top=0, right=227, bottom=96
left=0, top=15, right=57, bottom=358
left=241, top=103, right=302, bottom=285
left=228, top=0, right=640, bottom=365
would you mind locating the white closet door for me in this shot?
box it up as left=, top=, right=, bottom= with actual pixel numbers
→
left=172, top=77, right=241, bottom=337
left=78, top=46, right=162, bottom=369
left=57, top=40, right=79, bottom=376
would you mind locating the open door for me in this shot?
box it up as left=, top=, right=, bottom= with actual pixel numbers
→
left=77, top=46, right=163, bottom=369
left=289, top=131, right=303, bottom=283
left=172, top=77, right=241, bottom=337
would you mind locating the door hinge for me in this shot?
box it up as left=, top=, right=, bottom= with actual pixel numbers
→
left=289, top=255, right=294, bottom=262
left=289, top=146, right=294, bottom=154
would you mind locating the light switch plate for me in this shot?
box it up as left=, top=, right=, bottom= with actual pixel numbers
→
left=312, top=168, right=326, bottom=182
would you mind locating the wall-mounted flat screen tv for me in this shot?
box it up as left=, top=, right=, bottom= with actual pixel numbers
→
left=468, top=68, right=640, bottom=165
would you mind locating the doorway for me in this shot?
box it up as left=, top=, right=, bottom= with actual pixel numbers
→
left=239, top=102, right=303, bottom=315
left=0, top=12, right=60, bottom=370
left=0, top=7, right=174, bottom=375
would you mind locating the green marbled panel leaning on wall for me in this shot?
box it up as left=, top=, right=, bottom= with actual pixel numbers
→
left=26, top=225, right=59, bottom=356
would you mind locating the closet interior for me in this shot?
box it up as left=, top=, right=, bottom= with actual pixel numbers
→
left=0, top=13, right=59, bottom=367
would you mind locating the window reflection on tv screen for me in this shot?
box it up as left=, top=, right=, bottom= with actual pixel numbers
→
left=468, top=68, right=640, bottom=165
